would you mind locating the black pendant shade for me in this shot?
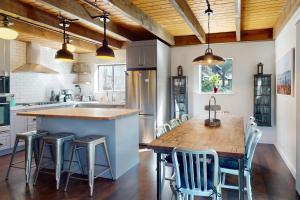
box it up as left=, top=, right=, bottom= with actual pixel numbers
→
left=96, top=39, right=115, bottom=59
left=55, top=43, right=74, bottom=62
left=193, top=0, right=224, bottom=66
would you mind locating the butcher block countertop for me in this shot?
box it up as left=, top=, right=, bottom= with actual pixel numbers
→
left=17, top=107, right=140, bottom=120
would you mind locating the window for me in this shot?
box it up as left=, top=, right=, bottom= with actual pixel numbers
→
left=199, top=58, right=233, bottom=93
left=96, top=64, right=126, bottom=92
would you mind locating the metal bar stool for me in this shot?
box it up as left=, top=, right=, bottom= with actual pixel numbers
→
left=34, top=132, right=76, bottom=190
left=6, top=130, right=48, bottom=184
left=64, top=135, right=114, bottom=197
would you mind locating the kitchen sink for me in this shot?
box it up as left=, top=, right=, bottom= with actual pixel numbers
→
left=74, top=102, right=126, bottom=108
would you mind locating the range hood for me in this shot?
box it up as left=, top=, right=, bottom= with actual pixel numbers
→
left=12, top=42, right=58, bottom=74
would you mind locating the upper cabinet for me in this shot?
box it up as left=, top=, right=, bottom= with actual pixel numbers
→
left=126, top=40, right=158, bottom=69
left=0, top=39, right=10, bottom=74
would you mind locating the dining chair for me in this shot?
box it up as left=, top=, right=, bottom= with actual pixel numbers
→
left=172, top=148, right=221, bottom=200
left=220, top=128, right=262, bottom=200
left=245, top=116, right=256, bottom=143
left=170, top=118, right=181, bottom=129
left=181, top=114, right=190, bottom=123
left=155, top=123, right=176, bottom=194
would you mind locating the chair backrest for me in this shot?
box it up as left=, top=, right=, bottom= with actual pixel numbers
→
left=172, top=148, right=219, bottom=196
left=181, top=114, right=190, bottom=122
left=246, top=128, right=262, bottom=170
left=164, top=123, right=172, bottom=132
left=245, top=121, right=257, bottom=156
left=170, top=118, right=181, bottom=129
left=155, top=126, right=167, bottom=138
left=245, top=116, right=256, bottom=142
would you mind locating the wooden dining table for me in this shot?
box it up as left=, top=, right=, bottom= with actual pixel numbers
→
left=147, top=114, right=245, bottom=200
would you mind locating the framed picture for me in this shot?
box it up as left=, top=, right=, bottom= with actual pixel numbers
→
left=276, top=48, right=295, bottom=96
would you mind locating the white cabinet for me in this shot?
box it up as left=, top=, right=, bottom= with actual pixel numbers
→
left=126, top=42, right=157, bottom=69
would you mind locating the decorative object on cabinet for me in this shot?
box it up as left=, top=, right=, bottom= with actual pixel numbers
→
left=257, top=62, right=263, bottom=74
left=192, top=0, right=224, bottom=65
left=0, top=15, right=18, bottom=40
left=254, top=74, right=271, bottom=126
left=55, top=15, right=78, bottom=62
left=204, top=96, right=221, bottom=127
left=177, top=65, right=183, bottom=76
left=276, top=48, right=295, bottom=96
left=171, top=76, right=188, bottom=119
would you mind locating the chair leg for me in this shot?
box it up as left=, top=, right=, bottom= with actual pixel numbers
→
left=87, top=144, right=95, bottom=197
left=55, top=142, right=63, bottom=190
left=222, top=173, right=226, bottom=185
left=25, top=137, right=33, bottom=184
left=161, top=161, right=166, bottom=194
left=6, top=138, right=19, bottom=180
left=75, top=147, right=84, bottom=174
left=34, top=140, right=46, bottom=186
left=246, top=174, right=252, bottom=200
left=64, top=143, right=76, bottom=192
left=103, top=141, right=114, bottom=180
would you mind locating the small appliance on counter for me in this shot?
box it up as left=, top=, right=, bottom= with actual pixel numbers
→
left=60, top=89, right=74, bottom=102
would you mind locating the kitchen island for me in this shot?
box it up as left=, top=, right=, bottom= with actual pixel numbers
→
left=18, top=107, right=140, bottom=179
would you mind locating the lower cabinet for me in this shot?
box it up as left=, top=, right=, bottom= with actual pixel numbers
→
left=0, top=132, right=11, bottom=151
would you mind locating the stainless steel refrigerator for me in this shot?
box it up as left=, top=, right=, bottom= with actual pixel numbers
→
left=126, top=70, right=157, bottom=144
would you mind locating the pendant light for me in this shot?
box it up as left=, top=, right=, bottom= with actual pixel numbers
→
left=55, top=17, right=74, bottom=62
left=66, top=35, right=76, bottom=53
left=193, top=0, right=225, bottom=65
left=96, top=12, right=114, bottom=59
left=0, top=16, right=18, bottom=40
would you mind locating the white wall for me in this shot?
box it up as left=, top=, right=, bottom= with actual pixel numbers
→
left=77, top=50, right=126, bottom=103
left=171, top=41, right=275, bottom=143
left=274, top=7, right=300, bottom=179
left=10, top=40, right=77, bottom=103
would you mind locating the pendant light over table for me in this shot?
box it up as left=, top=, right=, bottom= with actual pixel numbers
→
left=0, top=16, right=18, bottom=40
left=193, top=0, right=225, bottom=65
left=95, top=12, right=114, bottom=59
left=55, top=16, right=77, bottom=62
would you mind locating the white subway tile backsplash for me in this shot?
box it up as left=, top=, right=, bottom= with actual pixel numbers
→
left=10, top=40, right=77, bottom=103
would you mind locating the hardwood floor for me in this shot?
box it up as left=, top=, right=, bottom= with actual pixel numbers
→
left=0, top=144, right=299, bottom=200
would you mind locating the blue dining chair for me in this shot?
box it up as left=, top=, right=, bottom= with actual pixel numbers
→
left=245, top=116, right=256, bottom=143
left=172, top=148, right=221, bottom=200
left=170, top=118, right=181, bottom=129
left=155, top=124, right=175, bottom=194
left=220, top=128, right=262, bottom=200
left=181, top=114, right=190, bottom=123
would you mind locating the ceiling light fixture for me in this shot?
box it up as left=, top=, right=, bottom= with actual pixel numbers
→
left=66, top=35, right=76, bottom=52
left=55, top=16, right=77, bottom=62
left=193, top=0, right=225, bottom=65
left=0, top=16, right=18, bottom=40
left=94, top=12, right=114, bottom=59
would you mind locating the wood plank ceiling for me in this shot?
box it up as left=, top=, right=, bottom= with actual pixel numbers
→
left=1, top=0, right=291, bottom=51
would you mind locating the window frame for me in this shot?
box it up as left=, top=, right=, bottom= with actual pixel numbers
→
left=198, top=58, right=233, bottom=94
left=95, top=64, right=126, bottom=93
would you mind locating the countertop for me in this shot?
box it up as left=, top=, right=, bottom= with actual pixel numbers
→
left=10, top=101, right=126, bottom=111
left=17, top=107, right=140, bottom=120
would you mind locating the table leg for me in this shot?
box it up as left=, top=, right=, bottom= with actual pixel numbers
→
left=239, top=158, right=245, bottom=200
left=157, top=152, right=162, bottom=200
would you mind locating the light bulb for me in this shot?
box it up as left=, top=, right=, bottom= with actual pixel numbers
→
left=0, top=27, right=18, bottom=40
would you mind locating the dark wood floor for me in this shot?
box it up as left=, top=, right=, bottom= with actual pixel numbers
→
left=0, top=144, right=299, bottom=200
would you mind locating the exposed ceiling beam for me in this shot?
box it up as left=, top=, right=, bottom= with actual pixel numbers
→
left=168, top=0, right=205, bottom=43
left=273, top=0, right=300, bottom=38
left=14, top=20, right=97, bottom=53
left=174, top=28, right=273, bottom=46
left=102, top=0, right=175, bottom=45
left=235, top=0, right=241, bottom=41
left=0, top=0, right=123, bottom=49
left=32, top=0, right=136, bottom=41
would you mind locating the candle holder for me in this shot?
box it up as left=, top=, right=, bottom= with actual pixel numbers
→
left=204, top=96, right=221, bottom=127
